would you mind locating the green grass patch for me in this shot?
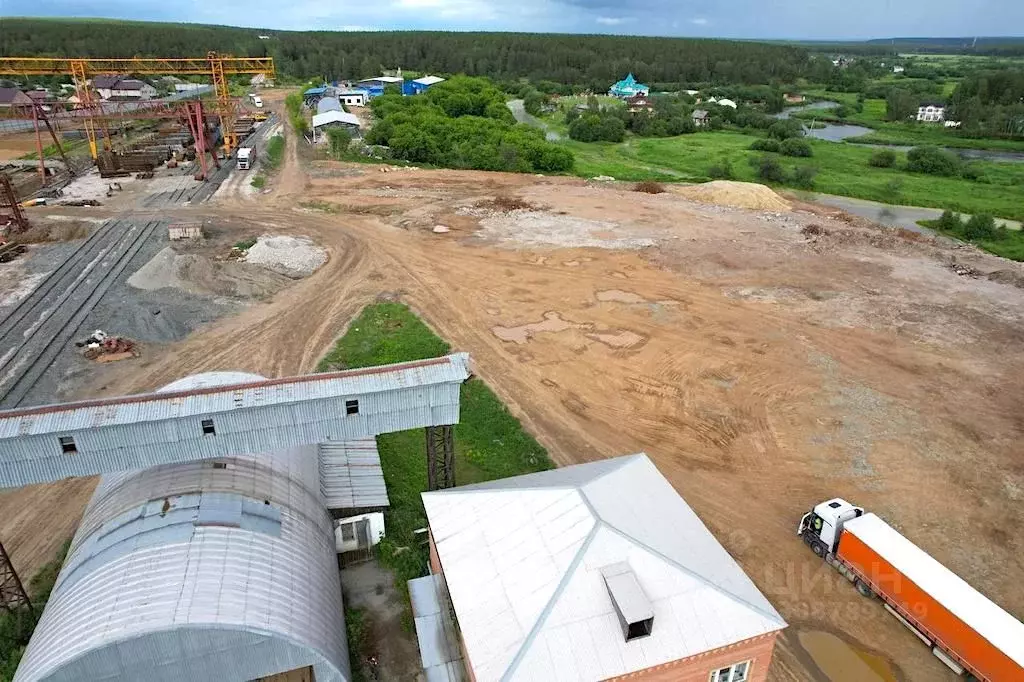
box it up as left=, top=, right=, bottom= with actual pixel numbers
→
left=263, top=134, right=284, bottom=171
left=316, top=302, right=553, bottom=623
left=233, top=237, right=257, bottom=251
left=1, top=541, right=70, bottom=681
left=919, top=218, right=1024, bottom=261
left=249, top=175, right=266, bottom=190
left=346, top=606, right=371, bottom=682
left=558, top=131, right=1024, bottom=221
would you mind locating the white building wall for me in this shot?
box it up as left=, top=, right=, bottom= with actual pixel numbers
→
left=334, top=512, right=386, bottom=552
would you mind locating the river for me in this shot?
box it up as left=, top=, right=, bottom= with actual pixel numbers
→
left=774, top=101, right=1024, bottom=163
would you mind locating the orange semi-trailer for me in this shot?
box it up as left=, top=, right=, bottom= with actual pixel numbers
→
left=798, top=499, right=1024, bottom=681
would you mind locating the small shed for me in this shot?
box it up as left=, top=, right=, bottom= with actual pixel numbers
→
left=337, top=89, right=368, bottom=107
left=402, top=75, right=445, bottom=96
left=303, top=86, right=328, bottom=107
left=312, top=110, right=361, bottom=141
left=692, top=109, right=710, bottom=127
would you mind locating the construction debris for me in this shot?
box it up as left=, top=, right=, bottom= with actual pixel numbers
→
left=0, top=243, right=26, bottom=263
left=75, top=330, right=138, bottom=361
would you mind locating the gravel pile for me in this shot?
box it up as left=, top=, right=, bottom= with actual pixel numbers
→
left=244, top=235, right=327, bottom=277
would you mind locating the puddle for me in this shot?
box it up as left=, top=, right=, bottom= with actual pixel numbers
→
left=586, top=330, right=647, bottom=349
left=491, top=311, right=574, bottom=344
left=596, top=289, right=647, bottom=304
left=798, top=630, right=898, bottom=682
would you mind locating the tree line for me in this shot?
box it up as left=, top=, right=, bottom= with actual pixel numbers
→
left=1, top=18, right=814, bottom=88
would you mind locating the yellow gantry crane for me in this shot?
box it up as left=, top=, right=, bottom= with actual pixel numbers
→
left=0, top=52, right=275, bottom=157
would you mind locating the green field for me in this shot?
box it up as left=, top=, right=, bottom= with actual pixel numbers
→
left=562, top=131, right=1024, bottom=221
left=316, top=303, right=552, bottom=625
left=919, top=217, right=1024, bottom=261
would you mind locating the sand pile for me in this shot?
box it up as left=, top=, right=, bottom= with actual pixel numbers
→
left=128, top=246, right=292, bottom=298
left=674, top=181, right=791, bottom=211
left=244, top=235, right=328, bottom=277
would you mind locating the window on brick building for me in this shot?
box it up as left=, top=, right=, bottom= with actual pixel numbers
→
left=710, top=660, right=750, bottom=682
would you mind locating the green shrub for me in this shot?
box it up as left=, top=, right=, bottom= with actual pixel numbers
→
left=936, top=210, right=964, bottom=233
left=250, top=175, right=266, bottom=189
left=263, top=135, right=284, bottom=171
left=792, top=165, right=818, bottom=189
left=768, top=119, right=803, bottom=140
left=749, top=138, right=781, bottom=153
left=325, top=127, right=352, bottom=159
left=963, top=213, right=997, bottom=240
left=754, top=155, right=786, bottom=183
left=906, top=145, right=960, bottom=177
left=707, top=158, right=734, bottom=180
left=569, top=113, right=625, bottom=143
left=780, top=138, right=813, bottom=157
left=868, top=150, right=897, bottom=168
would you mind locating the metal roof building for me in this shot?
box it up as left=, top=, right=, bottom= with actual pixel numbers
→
left=0, top=354, right=470, bottom=488
left=13, top=371, right=390, bottom=682
left=416, top=454, right=787, bottom=681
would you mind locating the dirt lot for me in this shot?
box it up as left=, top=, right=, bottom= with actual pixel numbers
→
left=2, top=116, right=1022, bottom=682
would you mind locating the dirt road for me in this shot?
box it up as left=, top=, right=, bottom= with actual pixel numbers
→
left=3, top=113, right=1023, bottom=681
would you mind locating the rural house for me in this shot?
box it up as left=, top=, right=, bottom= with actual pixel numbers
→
left=312, top=110, right=361, bottom=141
left=917, top=102, right=946, bottom=122
left=609, top=73, right=650, bottom=99
left=411, top=453, right=787, bottom=682
left=402, top=75, right=446, bottom=96
left=337, top=88, right=369, bottom=107
left=91, top=76, right=157, bottom=100
left=625, top=93, right=654, bottom=112
left=692, top=109, right=711, bottom=127
left=0, top=88, right=33, bottom=107
left=784, top=93, right=805, bottom=104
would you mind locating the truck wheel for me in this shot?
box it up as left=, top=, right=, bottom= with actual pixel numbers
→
left=855, top=579, right=875, bottom=598
left=811, top=541, right=826, bottom=558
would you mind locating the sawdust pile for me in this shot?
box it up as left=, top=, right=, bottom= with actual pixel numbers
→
left=674, top=181, right=791, bottom=211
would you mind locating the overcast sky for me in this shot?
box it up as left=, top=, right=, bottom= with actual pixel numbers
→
left=4, top=0, right=1023, bottom=40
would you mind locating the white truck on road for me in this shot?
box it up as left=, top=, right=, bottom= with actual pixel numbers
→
left=237, top=147, right=255, bottom=171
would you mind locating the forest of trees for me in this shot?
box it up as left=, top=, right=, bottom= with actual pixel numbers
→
left=0, top=18, right=815, bottom=88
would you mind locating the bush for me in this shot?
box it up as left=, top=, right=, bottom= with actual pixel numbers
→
left=707, top=158, right=734, bottom=180
left=325, top=127, right=351, bottom=158
left=749, top=138, right=781, bottom=153
left=633, top=181, right=665, bottom=194
left=250, top=175, right=266, bottom=189
left=754, top=155, right=786, bottom=183
left=569, top=113, right=625, bottom=143
left=263, top=135, right=284, bottom=170
left=768, top=119, right=804, bottom=140
left=963, top=214, right=997, bottom=241
left=906, top=146, right=960, bottom=177
left=780, top=138, right=813, bottom=157
left=868, top=150, right=897, bottom=168
left=936, top=210, right=964, bottom=233
left=792, top=165, right=818, bottom=189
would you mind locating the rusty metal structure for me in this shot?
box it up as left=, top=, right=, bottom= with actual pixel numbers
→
left=0, top=173, right=30, bottom=233
left=0, top=539, right=31, bottom=614
left=0, top=53, right=274, bottom=156
left=425, top=425, right=455, bottom=490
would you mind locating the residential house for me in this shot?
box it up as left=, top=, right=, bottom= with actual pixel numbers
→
left=0, top=88, right=32, bottom=108
left=784, top=93, right=805, bottom=104
left=625, top=93, right=654, bottom=113
left=609, top=73, right=650, bottom=99
left=312, top=110, right=361, bottom=141
left=684, top=89, right=700, bottom=96
left=402, top=75, right=446, bottom=96
left=410, top=453, right=787, bottom=682
left=91, top=75, right=156, bottom=100
left=917, top=102, right=946, bottom=123
left=692, top=109, right=711, bottom=127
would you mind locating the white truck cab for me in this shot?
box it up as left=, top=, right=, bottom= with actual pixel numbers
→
left=797, top=498, right=864, bottom=556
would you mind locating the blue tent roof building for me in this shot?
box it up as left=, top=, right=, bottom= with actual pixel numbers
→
left=608, top=73, right=650, bottom=99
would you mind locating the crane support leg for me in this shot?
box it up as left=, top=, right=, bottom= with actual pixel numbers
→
left=0, top=540, right=32, bottom=615
left=425, top=425, right=455, bottom=491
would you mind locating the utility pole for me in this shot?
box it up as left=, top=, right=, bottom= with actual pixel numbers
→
left=0, top=540, right=32, bottom=614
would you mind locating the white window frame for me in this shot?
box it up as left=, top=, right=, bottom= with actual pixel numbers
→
left=341, top=522, right=356, bottom=542
left=709, top=660, right=751, bottom=682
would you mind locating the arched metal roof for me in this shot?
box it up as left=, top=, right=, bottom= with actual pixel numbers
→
left=15, top=373, right=351, bottom=682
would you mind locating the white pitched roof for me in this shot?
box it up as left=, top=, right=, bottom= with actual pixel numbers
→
left=414, top=76, right=446, bottom=86
left=359, top=76, right=404, bottom=84
left=422, top=454, right=786, bottom=682
left=312, top=110, right=361, bottom=128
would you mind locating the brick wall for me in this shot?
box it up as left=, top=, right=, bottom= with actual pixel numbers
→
left=603, top=631, right=779, bottom=682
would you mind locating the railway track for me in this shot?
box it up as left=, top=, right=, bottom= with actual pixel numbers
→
left=0, top=218, right=161, bottom=408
